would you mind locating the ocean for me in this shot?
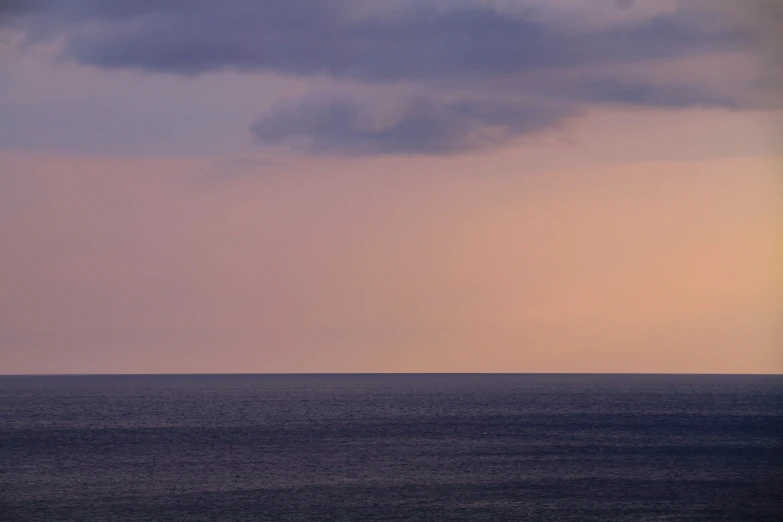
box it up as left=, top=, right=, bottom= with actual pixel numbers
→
left=1, top=374, right=781, bottom=521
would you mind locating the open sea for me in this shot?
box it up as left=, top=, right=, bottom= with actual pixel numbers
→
left=0, top=374, right=781, bottom=521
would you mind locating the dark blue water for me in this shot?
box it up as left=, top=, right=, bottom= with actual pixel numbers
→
left=1, top=374, right=781, bottom=521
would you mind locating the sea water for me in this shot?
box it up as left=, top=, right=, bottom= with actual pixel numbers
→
left=1, top=374, right=781, bottom=521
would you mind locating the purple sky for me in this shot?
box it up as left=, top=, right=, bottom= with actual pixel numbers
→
left=0, top=0, right=780, bottom=374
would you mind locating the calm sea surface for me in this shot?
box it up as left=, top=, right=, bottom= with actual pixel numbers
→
left=1, top=374, right=781, bottom=521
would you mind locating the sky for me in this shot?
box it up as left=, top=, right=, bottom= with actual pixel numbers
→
left=0, top=0, right=780, bottom=375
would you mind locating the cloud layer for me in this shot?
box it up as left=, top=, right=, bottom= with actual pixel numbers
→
left=2, top=0, right=768, bottom=155
left=250, top=95, right=574, bottom=155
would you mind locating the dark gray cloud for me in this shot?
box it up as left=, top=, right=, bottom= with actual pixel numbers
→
left=3, top=1, right=751, bottom=81
left=575, top=80, right=740, bottom=109
left=2, top=0, right=760, bottom=156
left=248, top=78, right=738, bottom=156
left=250, top=95, right=571, bottom=155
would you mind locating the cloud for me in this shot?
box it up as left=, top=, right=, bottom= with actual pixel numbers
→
left=249, top=79, right=739, bottom=156
left=4, top=1, right=751, bottom=81
left=575, top=80, right=740, bottom=109
left=2, top=0, right=766, bottom=156
left=250, top=95, right=571, bottom=155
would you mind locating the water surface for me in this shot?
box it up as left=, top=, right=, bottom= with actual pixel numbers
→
left=1, top=374, right=781, bottom=520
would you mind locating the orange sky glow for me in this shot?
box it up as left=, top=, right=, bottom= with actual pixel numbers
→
left=0, top=1, right=780, bottom=374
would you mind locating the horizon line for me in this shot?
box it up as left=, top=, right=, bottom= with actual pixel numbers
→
left=1, top=372, right=781, bottom=377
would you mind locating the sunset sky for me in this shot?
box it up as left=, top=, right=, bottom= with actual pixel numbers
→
left=1, top=0, right=780, bottom=374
